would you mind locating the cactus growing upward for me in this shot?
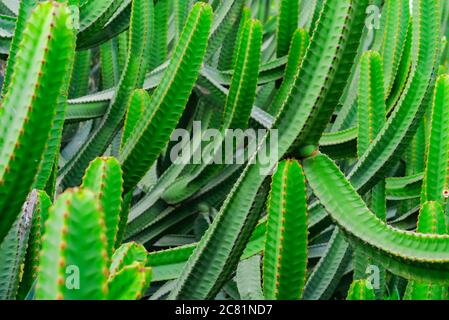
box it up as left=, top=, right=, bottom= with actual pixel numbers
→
left=0, top=0, right=448, bottom=301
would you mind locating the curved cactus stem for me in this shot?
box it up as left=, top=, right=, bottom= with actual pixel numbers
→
left=70, top=50, right=92, bottom=98
left=354, top=50, right=387, bottom=297
left=302, top=228, right=352, bottom=300
left=269, top=28, right=309, bottom=116
left=404, top=201, right=448, bottom=300
left=0, top=1, right=75, bottom=243
left=348, top=0, right=440, bottom=194
left=160, top=18, right=263, bottom=205
left=109, top=241, right=148, bottom=277
left=421, top=75, right=449, bottom=204
left=357, top=51, right=386, bottom=158
left=99, top=40, right=117, bottom=90
left=379, top=0, right=410, bottom=97
left=303, top=153, right=449, bottom=284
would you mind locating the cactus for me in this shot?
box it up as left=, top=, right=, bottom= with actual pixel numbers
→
left=263, top=160, right=308, bottom=300
left=0, top=1, right=75, bottom=243
left=0, top=0, right=448, bottom=301
left=346, top=279, right=376, bottom=300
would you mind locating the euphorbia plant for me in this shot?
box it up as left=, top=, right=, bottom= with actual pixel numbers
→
left=0, top=0, right=448, bottom=301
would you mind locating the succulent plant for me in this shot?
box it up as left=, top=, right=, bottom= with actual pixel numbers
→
left=0, top=0, right=448, bottom=301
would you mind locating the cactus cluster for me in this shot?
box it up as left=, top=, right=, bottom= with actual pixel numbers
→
left=0, top=0, right=449, bottom=301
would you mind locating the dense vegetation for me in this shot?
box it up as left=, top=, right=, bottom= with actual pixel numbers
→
left=0, top=0, right=449, bottom=300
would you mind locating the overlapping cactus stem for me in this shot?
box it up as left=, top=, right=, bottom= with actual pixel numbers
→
left=107, top=242, right=151, bottom=300
left=36, top=189, right=109, bottom=300
left=81, top=157, right=124, bottom=258
left=421, top=74, right=449, bottom=205
left=263, top=159, right=308, bottom=300
left=109, top=241, right=148, bottom=277
left=107, top=261, right=151, bottom=300
left=17, top=190, right=51, bottom=299
left=346, top=280, right=375, bottom=300
left=119, top=2, right=213, bottom=193
left=0, top=1, right=75, bottom=243
left=403, top=201, right=448, bottom=300
left=60, top=0, right=151, bottom=188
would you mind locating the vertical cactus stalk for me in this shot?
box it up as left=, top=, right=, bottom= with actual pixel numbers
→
left=269, top=28, right=309, bottom=115
left=0, top=1, right=75, bottom=243
left=100, top=40, right=117, bottom=90
left=403, top=201, right=448, bottom=300
left=36, top=189, right=109, bottom=300
left=354, top=51, right=387, bottom=296
left=60, top=0, right=151, bottom=188
left=276, top=0, right=299, bottom=58
left=421, top=75, right=449, bottom=204
left=70, top=49, right=92, bottom=99
left=120, top=2, right=213, bottom=193
left=1, top=0, right=39, bottom=98
left=263, top=160, right=308, bottom=300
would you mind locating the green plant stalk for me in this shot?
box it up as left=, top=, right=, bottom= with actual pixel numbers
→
left=0, top=1, right=75, bottom=243
left=263, top=160, right=308, bottom=300
left=60, top=0, right=150, bottom=188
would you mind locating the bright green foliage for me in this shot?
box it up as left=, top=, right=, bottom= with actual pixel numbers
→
left=222, top=18, right=262, bottom=130
left=276, top=0, right=299, bottom=58
left=421, top=75, right=449, bottom=204
left=100, top=41, right=116, bottom=90
left=60, top=0, right=151, bottom=187
left=0, top=191, right=45, bottom=300
left=148, top=0, right=169, bottom=70
left=379, top=0, right=410, bottom=97
left=346, top=280, right=376, bottom=300
left=81, top=157, right=123, bottom=258
left=109, top=241, right=148, bottom=277
left=269, top=28, right=309, bottom=115
left=0, top=0, right=448, bottom=301
left=120, top=89, right=151, bottom=150
left=17, top=190, right=52, bottom=300
left=357, top=51, right=386, bottom=158
left=169, top=0, right=370, bottom=300
left=107, top=241, right=151, bottom=300
left=404, top=201, right=448, bottom=300
left=0, top=1, right=75, bottom=243
left=70, top=50, right=92, bottom=98
left=107, top=261, right=151, bottom=300
left=304, top=153, right=449, bottom=284
left=36, top=189, right=109, bottom=300
left=263, top=160, right=308, bottom=300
